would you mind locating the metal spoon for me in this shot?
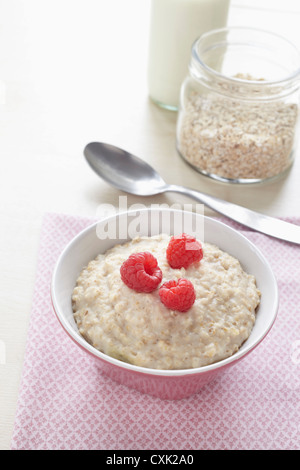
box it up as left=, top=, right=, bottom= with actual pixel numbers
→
left=84, top=142, right=300, bottom=244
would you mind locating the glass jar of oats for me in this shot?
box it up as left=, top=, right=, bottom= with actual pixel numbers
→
left=176, top=27, right=300, bottom=183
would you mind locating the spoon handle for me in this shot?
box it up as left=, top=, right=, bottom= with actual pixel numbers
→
left=167, top=184, right=300, bottom=244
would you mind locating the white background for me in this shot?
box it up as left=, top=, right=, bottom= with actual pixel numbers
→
left=1, top=0, right=300, bottom=449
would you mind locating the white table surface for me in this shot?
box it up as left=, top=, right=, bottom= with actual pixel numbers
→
left=1, top=0, right=300, bottom=450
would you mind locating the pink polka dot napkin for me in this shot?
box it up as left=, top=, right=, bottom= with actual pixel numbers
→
left=10, top=212, right=300, bottom=450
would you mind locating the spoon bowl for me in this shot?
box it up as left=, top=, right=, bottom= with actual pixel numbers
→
left=84, top=142, right=167, bottom=196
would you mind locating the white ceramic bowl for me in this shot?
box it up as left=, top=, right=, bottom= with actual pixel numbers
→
left=51, top=209, right=279, bottom=400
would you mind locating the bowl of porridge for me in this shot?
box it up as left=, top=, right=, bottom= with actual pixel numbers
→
left=51, top=208, right=278, bottom=400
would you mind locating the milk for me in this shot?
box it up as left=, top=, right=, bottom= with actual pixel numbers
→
left=147, top=0, right=231, bottom=110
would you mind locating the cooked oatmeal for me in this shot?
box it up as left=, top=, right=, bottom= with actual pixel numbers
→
left=72, top=234, right=260, bottom=370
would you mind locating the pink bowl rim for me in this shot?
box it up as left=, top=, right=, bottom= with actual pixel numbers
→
left=50, top=209, right=279, bottom=378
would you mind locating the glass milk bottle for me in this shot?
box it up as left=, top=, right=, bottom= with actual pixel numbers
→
left=147, top=0, right=231, bottom=111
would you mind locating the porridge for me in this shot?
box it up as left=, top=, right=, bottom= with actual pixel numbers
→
left=72, top=234, right=260, bottom=370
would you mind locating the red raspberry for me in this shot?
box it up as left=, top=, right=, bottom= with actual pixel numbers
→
left=120, top=252, right=162, bottom=293
left=166, top=233, right=203, bottom=269
left=159, top=278, right=196, bottom=312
